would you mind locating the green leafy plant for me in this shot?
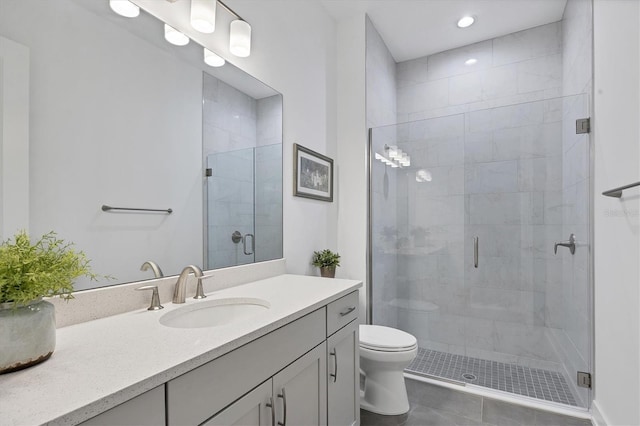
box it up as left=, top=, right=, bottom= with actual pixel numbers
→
left=0, top=231, right=97, bottom=306
left=311, top=249, right=341, bottom=268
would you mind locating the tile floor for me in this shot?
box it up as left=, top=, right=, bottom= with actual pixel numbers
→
left=407, top=348, right=577, bottom=406
left=360, top=378, right=592, bottom=426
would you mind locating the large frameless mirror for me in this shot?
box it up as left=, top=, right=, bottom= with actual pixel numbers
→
left=0, top=0, right=283, bottom=290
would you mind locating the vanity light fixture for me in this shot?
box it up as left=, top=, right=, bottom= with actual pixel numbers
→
left=229, top=19, right=252, bottom=57
left=164, top=24, right=190, bottom=46
left=457, top=15, right=475, bottom=28
left=377, top=145, right=411, bottom=168
left=109, top=0, right=140, bottom=18
left=204, top=48, right=225, bottom=67
left=190, top=0, right=216, bottom=33
left=465, top=58, right=478, bottom=66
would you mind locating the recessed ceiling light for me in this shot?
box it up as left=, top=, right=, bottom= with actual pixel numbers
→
left=465, top=58, right=478, bottom=66
left=457, top=16, right=475, bottom=28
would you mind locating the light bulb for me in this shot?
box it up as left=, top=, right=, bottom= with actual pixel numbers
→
left=230, top=20, right=251, bottom=57
left=191, top=0, right=216, bottom=33
left=204, top=48, right=225, bottom=67
left=109, top=0, right=140, bottom=18
left=164, top=24, right=190, bottom=46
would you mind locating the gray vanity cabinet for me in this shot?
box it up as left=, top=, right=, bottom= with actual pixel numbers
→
left=201, top=380, right=273, bottom=426
left=326, top=291, right=360, bottom=426
left=203, top=343, right=328, bottom=426
left=327, top=320, right=359, bottom=426
left=272, top=343, right=328, bottom=426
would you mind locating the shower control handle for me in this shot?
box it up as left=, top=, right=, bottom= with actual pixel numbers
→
left=554, top=234, right=576, bottom=255
left=473, top=237, right=479, bottom=268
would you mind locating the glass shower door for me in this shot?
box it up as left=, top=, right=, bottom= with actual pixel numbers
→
left=369, top=94, right=592, bottom=409
left=206, top=147, right=256, bottom=269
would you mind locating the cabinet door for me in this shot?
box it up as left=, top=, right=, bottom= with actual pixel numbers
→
left=273, top=342, right=327, bottom=426
left=327, top=320, right=359, bottom=426
left=202, top=380, right=273, bottom=426
left=80, top=385, right=165, bottom=426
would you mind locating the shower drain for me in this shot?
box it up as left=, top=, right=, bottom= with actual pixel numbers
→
left=461, top=373, right=477, bottom=381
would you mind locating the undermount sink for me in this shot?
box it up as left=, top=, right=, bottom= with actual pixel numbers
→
left=159, top=298, right=270, bottom=329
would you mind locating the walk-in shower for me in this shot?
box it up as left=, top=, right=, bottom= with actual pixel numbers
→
left=368, top=94, right=592, bottom=409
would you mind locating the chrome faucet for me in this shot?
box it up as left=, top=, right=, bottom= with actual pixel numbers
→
left=173, top=265, right=204, bottom=304
left=140, top=260, right=164, bottom=278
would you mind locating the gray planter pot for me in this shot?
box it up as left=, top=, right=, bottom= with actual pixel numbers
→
left=320, top=266, right=336, bottom=278
left=0, top=298, right=56, bottom=374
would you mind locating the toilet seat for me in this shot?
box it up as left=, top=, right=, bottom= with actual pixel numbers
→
left=359, top=325, right=417, bottom=352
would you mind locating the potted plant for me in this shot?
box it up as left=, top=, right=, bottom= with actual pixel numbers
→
left=0, top=230, right=96, bottom=374
left=312, top=249, right=341, bottom=278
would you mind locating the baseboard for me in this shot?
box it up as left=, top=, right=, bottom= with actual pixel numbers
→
left=591, top=400, right=609, bottom=426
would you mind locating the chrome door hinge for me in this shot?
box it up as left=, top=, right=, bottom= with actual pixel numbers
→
left=205, top=168, right=212, bottom=177
left=577, top=371, right=592, bottom=389
left=576, top=118, right=590, bottom=134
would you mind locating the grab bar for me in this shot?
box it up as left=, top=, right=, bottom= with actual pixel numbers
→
left=102, top=205, right=173, bottom=214
left=602, top=181, right=640, bottom=198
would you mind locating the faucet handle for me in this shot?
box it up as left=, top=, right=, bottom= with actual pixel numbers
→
left=136, top=285, right=164, bottom=310
left=194, top=276, right=206, bottom=299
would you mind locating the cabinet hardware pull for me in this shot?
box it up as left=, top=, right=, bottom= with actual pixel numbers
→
left=266, top=397, right=275, bottom=426
left=330, top=349, right=338, bottom=382
left=339, top=306, right=356, bottom=316
left=277, top=388, right=287, bottom=426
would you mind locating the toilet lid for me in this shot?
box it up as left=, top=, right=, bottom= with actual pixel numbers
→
left=359, top=325, right=417, bottom=352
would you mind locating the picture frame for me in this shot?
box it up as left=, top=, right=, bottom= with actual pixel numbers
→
left=293, top=143, right=334, bottom=202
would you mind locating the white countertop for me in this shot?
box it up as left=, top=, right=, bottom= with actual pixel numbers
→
left=0, top=274, right=361, bottom=426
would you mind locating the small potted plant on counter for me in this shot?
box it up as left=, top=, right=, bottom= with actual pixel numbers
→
left=0, top=230, right=97, bottom=374
left=312, top=249, right=341, bottom=278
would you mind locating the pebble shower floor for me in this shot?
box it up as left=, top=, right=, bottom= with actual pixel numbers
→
left=406, top=348, right=577, bottom=406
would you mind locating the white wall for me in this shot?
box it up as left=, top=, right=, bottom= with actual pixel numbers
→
left=226, top=0, right=339, bottom=276
left=336, top=15, right=367, bottom=322
left=593, top=1, right=640, bottom=424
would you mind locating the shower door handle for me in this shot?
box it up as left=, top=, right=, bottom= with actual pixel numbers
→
left=243, top=233, right=255, bottom=255
left=473, top=237, right=479, bottom=268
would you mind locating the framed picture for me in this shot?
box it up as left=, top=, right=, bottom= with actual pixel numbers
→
left=293, top=143, right=334, bottom=202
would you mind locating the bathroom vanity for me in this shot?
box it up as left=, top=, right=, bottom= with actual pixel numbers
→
left=0, top=275, right=361, bottom=426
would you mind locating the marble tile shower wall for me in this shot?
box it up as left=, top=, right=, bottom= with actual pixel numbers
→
left=255, top=143, right=283, bottom=263
left=367, top=17, right=400, bottom=327
left=396, top=22, right=563, bottom=124
left=393, top=22, right=571, bottom=370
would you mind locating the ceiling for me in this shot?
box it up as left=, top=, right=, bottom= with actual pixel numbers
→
left=321, top=0, right=568, bottom=62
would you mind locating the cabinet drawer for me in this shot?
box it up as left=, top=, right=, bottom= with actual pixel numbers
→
left=326, top=291, right=359, bottom=336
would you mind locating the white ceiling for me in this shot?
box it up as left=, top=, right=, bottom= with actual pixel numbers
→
left=321, top=0, right=568, bottom=62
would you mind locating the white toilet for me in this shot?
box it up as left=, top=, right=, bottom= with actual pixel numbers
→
left=359, top=324, right=418, bottom=415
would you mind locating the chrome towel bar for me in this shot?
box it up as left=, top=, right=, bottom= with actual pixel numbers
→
left=101, top=205, right=173, bottom=214
left=602, top=181, right=640, bottom=198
